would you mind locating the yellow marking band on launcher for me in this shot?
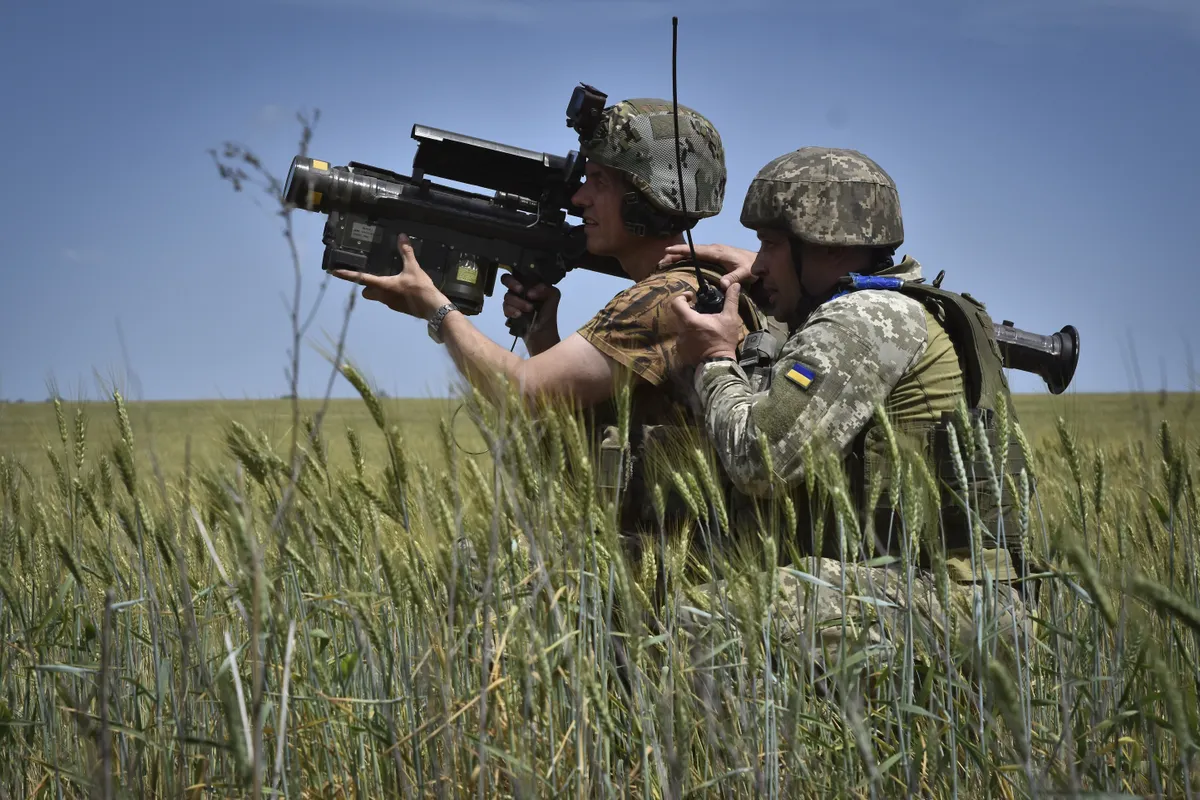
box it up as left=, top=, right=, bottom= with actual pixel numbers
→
left=456, top=262, right=479, bottom=285
left=312, top=160, right=329, bottom=170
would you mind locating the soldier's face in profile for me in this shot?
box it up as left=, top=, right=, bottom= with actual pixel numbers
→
left=752, top=229, right=802, bottom=318
left=572, top=162, right=638, bottom=258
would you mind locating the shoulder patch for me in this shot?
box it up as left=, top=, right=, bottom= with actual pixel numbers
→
left=784, top=361, right=816, bottom=390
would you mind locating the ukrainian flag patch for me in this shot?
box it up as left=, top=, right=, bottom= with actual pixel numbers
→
left=785, top=362, right=816, bottom=390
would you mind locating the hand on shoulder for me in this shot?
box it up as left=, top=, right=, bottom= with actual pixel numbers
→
left=658, top=243, right=757, bottom=290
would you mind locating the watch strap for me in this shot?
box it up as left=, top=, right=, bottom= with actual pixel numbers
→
left=427, top=302, right=458, bottom=343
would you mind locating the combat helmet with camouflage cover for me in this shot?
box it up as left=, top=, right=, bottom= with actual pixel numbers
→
left=581, top=98, right=726, bottom=222
left=740, top=147, right=903, bottom=248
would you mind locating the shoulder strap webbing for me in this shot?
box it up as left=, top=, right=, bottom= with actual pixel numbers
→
left=897, top=283, right=1009, bottom=412
left=832, top=272, right=1008, bottom=412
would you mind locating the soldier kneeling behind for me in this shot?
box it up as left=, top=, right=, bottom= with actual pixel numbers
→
left=667, top=146, right=1038, bottom=677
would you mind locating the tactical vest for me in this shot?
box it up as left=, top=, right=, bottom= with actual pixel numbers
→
left=833, top=274, right=1030, bottom=583
left=598, top=264, right=773, bottom=537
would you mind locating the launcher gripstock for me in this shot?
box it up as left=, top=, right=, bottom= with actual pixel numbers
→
left=284, top=91, right=621, bottom=338
left=994, top=320, right=1080, bottom=394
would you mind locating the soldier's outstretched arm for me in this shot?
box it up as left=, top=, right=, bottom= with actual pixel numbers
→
left=333, top=233, right=620, bottom=408
left=438, top=315, right=618, bottom=407
left=693, top=293, right=928, bottom=495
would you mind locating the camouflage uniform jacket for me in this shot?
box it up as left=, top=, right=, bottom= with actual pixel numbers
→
left=693, top=256, right=929, bottom=496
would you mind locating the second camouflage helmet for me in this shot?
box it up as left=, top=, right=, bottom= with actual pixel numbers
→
left=580, top=98, right=726, bottom=219
left=740, top=147, right=904, bottom=247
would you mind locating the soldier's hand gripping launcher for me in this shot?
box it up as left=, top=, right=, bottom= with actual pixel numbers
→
left=282, top=84, right=618, bottom=337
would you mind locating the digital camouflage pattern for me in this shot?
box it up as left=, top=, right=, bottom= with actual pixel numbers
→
left=692, top=257, right=928, bottom=496
left=581, top=99, right=726, bottom=219
left=680, top=558, right=1031, bottom=674
left=740, top=146, right=904, bottom=248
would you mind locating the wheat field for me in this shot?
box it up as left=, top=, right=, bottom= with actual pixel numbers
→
left=3, top=390, right=1195, bottom=480
left=1, top=381, right=1198, bottom=798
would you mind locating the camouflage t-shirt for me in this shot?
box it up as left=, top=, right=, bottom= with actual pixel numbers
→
left=578, top=266, right=745, bottom=422
left=579, top=268, right=693, bottom=386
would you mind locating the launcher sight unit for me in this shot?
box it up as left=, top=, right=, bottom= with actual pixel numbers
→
left=283, top=83, right=615, bottom=337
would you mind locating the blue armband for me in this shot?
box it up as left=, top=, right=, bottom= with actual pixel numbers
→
left=846, top=273, right=904, bottom=290
left=828, top=273, right=906, bottom=302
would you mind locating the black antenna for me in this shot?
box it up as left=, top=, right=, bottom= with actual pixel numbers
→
left=672, top=16, right=724, bottom=314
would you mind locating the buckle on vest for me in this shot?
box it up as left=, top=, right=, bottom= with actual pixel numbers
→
left=737, top=330, right=780, bottom=370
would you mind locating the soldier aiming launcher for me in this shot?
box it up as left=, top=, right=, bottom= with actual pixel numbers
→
left=283, top=83, right=1081, bottom=394
left=283, top=83, right=616, bottom=339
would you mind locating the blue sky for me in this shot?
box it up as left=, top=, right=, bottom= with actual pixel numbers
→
left=1, top=0, right=1197, bottom=402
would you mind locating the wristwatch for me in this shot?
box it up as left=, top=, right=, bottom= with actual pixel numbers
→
left=427, top=302, right=458, bottom=344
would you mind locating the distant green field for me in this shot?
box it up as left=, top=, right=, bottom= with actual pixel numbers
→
left=0, top=396, right=489, bottom=483
left=1, top=391, right=1195, bottom=482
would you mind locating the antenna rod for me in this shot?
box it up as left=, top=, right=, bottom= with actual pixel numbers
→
left=672, top=16, right=723, bottom=313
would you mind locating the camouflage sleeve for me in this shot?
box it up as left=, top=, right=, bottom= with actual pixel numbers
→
left=693, top=292, right=930, bottom=495
left=578, top=271, right=700, bottom=387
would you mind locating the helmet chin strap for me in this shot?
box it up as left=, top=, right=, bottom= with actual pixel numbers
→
left=788, top=237, right=825, bottom=327
left=785, top=238, right=898, bottom=326
left=790, top=237, right=806, bottom=293
left=620, top=188, right=693, bottom=237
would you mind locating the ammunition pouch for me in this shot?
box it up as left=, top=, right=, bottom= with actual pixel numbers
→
left=598, top=425, right=632, bottom=497
left=854, top=409, right=1031, bottom=585
left=600, top=423, right=697, bottom=536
